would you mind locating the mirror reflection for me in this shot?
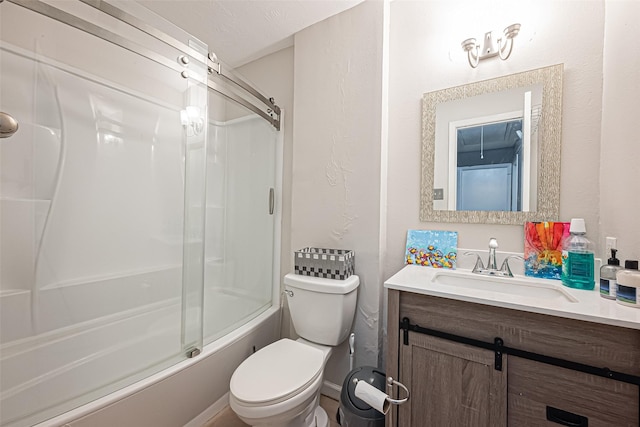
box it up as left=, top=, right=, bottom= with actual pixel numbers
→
left=455, top=118, right=525, bottom=211
left=420, top=64, right=563, bottom=224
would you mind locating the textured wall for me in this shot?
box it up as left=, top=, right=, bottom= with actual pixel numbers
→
left=292, top=1, right=386, bottom=387
left=599, top=0, right=640, bottom=262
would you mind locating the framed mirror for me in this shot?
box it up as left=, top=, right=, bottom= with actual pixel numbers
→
left=420, top=64, right=563, bottom=224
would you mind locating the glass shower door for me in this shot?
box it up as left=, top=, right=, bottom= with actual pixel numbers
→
left=203, top=92, right=278, bottom=345
left=0, top=2, right=207, bottom=425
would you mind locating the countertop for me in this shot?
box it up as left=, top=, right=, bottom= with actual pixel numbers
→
left=385, top=264, right=640, bottom=330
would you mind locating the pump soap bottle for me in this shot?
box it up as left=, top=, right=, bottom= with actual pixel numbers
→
left=600, top=249, right=622, bottom=299
left=561, top=218, right=595, bottom=290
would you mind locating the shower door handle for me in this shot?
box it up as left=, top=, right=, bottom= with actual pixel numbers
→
left=0, top=112, right=19, bottom=138
left=268, top=188, right=275, bottom=215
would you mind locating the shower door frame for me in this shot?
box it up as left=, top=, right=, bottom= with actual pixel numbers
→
left=6, top=0, right=282, bottom=131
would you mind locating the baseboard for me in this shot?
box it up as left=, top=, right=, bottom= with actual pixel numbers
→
left=321, top=380, right=342, bottom=401
left=184, top=392, right=229, bottom=427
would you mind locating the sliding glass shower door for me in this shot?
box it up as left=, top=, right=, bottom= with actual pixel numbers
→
left=1, top=1, right=281, bottom=425
left=0, top=2, right=208, bottom=425
left=203, top=93, right=278, bottom=345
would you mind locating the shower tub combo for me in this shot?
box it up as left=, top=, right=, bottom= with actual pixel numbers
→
left=0, top=1, right=283, bottom=426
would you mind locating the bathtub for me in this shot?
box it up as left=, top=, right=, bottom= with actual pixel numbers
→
left=0, top=269, right=280, bottom=427
left=37, top=307, right=279, bottom=427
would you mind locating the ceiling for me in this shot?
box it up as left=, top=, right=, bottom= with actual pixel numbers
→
left=139, top=0, right=364, bottom=68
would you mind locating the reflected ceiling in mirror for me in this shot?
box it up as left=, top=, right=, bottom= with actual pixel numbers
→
left=420, top=64, right=563, bottom=224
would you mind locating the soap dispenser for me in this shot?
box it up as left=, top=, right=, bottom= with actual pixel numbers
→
left=600, top=249, right=622, bottom=299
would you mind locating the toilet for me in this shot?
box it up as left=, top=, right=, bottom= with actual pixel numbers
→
left=229, top=273, right=359, bottom=427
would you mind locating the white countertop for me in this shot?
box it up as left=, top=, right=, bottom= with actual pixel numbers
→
left=385, top=264, right=640, bottom=330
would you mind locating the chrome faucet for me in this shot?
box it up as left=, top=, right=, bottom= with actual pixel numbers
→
left=464, top=238, right=523, bottom=277
left=487, top=237, right=499, bottom=270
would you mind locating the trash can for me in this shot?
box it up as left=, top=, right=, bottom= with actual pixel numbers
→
left=337, top=366, right=386, bottom=427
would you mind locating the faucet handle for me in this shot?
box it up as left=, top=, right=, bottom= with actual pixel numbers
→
left=500, top=255, right=524, bottom=277
left=464, top=251, right=485, bottom=273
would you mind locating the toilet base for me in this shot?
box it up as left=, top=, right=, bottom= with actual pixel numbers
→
left=314, top=406, right=329, bottom=427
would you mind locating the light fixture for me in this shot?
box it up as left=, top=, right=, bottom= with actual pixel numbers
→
left=461, top=23, right=521, bottom=68
left=180, top=106, right=204, bottom=136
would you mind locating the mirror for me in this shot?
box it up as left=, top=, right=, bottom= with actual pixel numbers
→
left=420, top=64, right=563, bottom=224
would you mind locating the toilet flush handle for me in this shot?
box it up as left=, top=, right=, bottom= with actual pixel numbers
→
left=283, top=290, right=294, bottom=298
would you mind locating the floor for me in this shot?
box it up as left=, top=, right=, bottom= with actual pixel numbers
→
left=203, top=395, right=340, bottom=427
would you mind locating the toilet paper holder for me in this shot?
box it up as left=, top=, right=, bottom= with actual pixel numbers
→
left=386, top=376, right=409, bottom=405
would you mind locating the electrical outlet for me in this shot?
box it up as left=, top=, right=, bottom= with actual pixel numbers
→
left=605, top=237, right=617, bottom=252
left=434, top=188, right=444, bottom=200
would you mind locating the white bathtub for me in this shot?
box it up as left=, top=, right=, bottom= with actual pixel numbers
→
left=0, top=270, right=280, bottom=427
left=34, top=306, right=279, bottom=427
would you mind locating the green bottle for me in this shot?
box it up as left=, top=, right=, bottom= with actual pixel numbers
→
left=561, top=218, right=595, bottom=290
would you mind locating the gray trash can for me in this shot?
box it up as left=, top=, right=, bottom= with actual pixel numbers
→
left=337, top=366, right=386, bottom=427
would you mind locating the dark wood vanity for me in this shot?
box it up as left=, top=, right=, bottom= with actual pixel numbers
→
left=386, top=288, right=640, bottom=426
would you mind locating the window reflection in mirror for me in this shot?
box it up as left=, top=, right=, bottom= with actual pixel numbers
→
left=455, top=119, right=524, bottom=211
left=433, top=85, right=541, bottom=213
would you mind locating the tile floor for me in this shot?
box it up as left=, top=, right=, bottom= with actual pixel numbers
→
left=203, top=395, right=340, bottom=427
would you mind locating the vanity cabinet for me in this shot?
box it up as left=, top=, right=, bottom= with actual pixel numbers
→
left=386, top=289, right=640, bottom=427
left=399, top=331, right=506, bottom=426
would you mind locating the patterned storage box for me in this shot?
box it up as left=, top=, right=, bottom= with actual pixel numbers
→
left=294, top=248, right=355, bottom=280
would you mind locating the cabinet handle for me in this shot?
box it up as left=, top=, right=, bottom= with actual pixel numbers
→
left=546, top=406, right=588, bottom=427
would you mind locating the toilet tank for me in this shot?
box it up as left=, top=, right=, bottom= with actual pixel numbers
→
left=284, top=273, right=359, bottom=346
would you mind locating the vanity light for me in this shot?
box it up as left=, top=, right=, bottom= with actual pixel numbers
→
left=461, top=23, right=521, bottom=68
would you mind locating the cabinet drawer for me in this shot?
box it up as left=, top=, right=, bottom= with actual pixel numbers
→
left=508, top=356, right=638, bottom=426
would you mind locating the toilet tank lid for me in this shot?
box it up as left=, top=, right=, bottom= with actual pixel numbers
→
left=284, top=273, right=359, bottom=294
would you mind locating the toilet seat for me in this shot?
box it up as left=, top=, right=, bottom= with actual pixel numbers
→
left=230, top=339, right=324, bottom=406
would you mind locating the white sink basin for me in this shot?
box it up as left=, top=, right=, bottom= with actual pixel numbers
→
left=431, top=270, right=579, bottom=303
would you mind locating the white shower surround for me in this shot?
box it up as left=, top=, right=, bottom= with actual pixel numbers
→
left=0, top=4, right=283, bottom=423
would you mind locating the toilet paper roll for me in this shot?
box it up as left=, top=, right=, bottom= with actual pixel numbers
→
left=354, top=380, right=390, bottom=415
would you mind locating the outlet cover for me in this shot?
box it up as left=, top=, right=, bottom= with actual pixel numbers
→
left=434, top=188, right=444, bottom=200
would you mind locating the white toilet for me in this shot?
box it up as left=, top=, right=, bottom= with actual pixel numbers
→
left=229, top=273, right=359, bottom=427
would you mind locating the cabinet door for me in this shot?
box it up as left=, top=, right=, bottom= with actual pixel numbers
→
left=508, top=356, right=639, bottom=426
left=398, top=331, right=507, bottom=427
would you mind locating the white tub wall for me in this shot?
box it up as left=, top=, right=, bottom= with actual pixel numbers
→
left=0, top=2, right=189, bottom=293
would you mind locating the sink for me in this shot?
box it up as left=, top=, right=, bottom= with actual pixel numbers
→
left=431, top=270, right=579, bottom=303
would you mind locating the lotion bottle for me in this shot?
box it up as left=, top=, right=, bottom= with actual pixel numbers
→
left=616, top=260, right=640, bottom=308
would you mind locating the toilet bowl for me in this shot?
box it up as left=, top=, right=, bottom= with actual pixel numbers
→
left=230, top=338, right=332, bottom=427
left=229, top=273, right=359, bottom=427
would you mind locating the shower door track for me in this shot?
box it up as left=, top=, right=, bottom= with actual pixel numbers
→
left=5, top=0, right=281, bottom=130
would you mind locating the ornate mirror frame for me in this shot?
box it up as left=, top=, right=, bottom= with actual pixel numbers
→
left=420, top=64, right=564, bottom=224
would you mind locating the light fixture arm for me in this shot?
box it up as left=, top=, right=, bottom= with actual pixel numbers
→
left=461, top=38, right=480, bottom=68
left=461, top=23, right=521, bottom=68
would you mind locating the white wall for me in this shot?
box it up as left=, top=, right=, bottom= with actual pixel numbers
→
left=285, top=0, right=640, bottom=384
left=292, top=0, right=387, bottom=386
left=386, top=0, right=607, bottom=281
left=600, top=0, right=640, bottom=263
